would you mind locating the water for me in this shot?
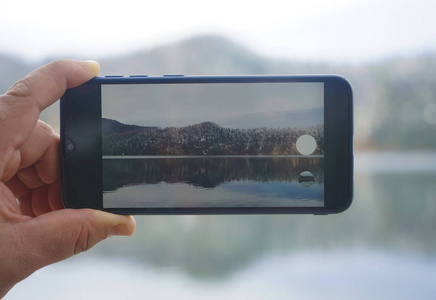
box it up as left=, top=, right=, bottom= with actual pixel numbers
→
left=103, top=156, right=324, bottom=208
left=8, top=152, right=436, bottom=299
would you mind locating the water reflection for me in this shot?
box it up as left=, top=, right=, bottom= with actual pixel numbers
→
left=103, top=156, right=324, bottom=208
left=8, top=153, right=436, bottom=299
left=103, top=156, right=324, bottom=190
left=96, top=157, right=436, bottom=277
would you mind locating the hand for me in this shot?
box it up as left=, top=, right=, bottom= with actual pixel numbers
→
left=0, top=60, right=136, bottom=298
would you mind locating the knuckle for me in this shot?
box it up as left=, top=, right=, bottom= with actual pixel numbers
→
left=72, top=210, right=107, bottom=255
left=73, top=223, right=92, bottom=255
left=1, top=78, right=40, bottom=119
left=6, top=77, right=32, bottom=98
left=36, top=120, right=55, bottom=136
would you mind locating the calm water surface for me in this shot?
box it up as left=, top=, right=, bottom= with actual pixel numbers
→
left=9, top=152, right=436, bottom=299
left=103, top=156, right=324, bottom=208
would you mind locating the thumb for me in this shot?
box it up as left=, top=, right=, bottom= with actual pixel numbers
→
left=14, top=209, right=135, bottom=281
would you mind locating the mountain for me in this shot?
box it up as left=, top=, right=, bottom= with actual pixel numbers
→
left=0, top=54, right=35, bottom=93
left=102, top=118, right=324, bottom=156
left=98, top=35, right=316, bottom=76
left=102, top=118, right=157, bottom=135
left=2, top=35, right=436, bottom=149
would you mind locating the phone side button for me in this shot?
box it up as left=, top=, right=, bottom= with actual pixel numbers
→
left=163, top=74, right=184, bottom=77
left=130, top=75, right=148, bottom=77
left=105, top=75, right=124, bottom=78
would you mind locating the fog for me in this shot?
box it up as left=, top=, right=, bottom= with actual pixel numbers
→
left=1, top=0, right=435, bottom=63
left=3, top=0, right=436, bottom=299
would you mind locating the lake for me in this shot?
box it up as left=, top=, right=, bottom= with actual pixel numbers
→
left=8, top=152, right=436, bottom=299
left=103, top=156, right=324, bottom=208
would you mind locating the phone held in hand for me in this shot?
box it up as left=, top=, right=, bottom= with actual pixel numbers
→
left=60, top=75, right=353, bottom=215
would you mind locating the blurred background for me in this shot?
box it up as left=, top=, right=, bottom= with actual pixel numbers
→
left=2, top=0, right=436, bottom=299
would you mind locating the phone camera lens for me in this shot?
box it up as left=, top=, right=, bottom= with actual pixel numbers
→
left=65, top=136, right=76, bottom=156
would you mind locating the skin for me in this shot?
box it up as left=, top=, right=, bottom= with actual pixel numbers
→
left=0, top=60, right=136, bottom=298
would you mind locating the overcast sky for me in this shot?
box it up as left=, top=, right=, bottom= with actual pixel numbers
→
left=102, top=82, right=323, bottom=128
left=1, top=0, right=435, bottom=63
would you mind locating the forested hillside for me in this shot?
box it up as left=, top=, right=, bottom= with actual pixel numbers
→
left=102, top=118, right=324, bottom=156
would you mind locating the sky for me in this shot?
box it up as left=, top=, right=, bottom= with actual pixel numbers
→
left=102, top=82, right=323, bottom=128
left=1, top=0, right=435, bottom=64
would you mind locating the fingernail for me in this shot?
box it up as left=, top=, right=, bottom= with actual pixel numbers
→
left=84, top=60, right=100, bottom=77
left=109, top=216, right=136, bottom=237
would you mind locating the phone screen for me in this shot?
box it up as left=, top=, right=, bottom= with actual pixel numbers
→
left=101, top=82, right=324, bottom=209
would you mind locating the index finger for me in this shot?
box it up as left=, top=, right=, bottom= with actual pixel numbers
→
left=5, top=59, right=100, bottom=111
left=0, top=60, right=100, bottom=151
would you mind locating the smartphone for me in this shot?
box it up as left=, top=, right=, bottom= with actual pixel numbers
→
left=60, top=75, right=353, bottom=215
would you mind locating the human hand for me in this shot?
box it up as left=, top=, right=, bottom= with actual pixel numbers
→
left=0, top=60, right=136, bottom=298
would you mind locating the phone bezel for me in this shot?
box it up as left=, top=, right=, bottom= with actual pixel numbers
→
left=61, top=75, right=353, bottom=215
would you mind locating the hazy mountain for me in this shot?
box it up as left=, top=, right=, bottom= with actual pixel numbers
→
left=0, top=54, right=35, bottom=93
left=98, top=35, right=324, bottom=76
left=102, top=117, right=158, bottom=135
left=1, top=34, right=436, bottom=149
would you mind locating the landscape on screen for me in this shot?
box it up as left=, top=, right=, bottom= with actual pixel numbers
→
left=102, top=118, right=324, bottom=156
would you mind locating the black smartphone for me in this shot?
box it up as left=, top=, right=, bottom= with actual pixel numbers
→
left=60, top=75, right=353, bottom=215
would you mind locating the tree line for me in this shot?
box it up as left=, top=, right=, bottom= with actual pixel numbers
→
left=102, top=118, right=324, bottom=156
